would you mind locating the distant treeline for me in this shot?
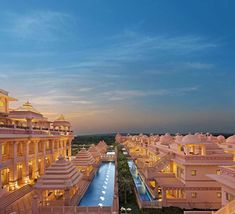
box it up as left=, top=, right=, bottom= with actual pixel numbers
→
left=72, top=134, right=116, bottom=145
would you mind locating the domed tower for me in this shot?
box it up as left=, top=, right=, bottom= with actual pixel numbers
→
left=53, top=114, right=71, bottom=134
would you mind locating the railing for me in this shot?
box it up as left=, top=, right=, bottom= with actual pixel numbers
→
left=0, top=126, right=73, bottom=136
left=39, top=206, right=112, bottom=214
left=101, top=154, right=116, bottom=161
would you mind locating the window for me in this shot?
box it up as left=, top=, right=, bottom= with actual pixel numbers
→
left=226, top=193, right=234, bottom=202
left=217, top=192, right=221, bottom=198
left=216, top=170, right=221, bottom=175
left=191, top=192, right=197, bottom=198
left=191, top=170, right=197, bottom=176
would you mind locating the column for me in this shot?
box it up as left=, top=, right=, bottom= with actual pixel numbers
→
left=26, top=118, right=32, bottom=131
left=64, top=189, right=70, bottom=206
left=154, top=185, right=159, bottom=199
left=162, top=188, right=166, bottom=206
left=32, top=194, right=39, bottom=214
left=51, top=140, right=55, bottom=161
left=9, top=142, right=18, bottom=190
left=41, top=141, right=46, bottom=175
left=63, top=140, right=67, bottom=157
left=23, top=141, right=30, bottom=184
left=68, top=140, right=72, bottom=160
left=33, top=141, right=39, bottom=179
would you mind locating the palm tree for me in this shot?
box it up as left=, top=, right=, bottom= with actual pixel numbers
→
left=120, top=175, right=133, bottom=204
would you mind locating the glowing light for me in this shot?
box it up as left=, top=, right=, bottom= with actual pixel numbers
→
left=100, top=196, right=105, bottom=201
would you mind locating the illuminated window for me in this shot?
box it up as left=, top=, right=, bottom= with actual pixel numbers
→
left=192, top=192, right=197, bottom=198
left=216, top=170, right=221, bottom=175
left=0, top=101, right=4, bottom=107
left=217, top=192, right=221, bottom=198
left=226, top=193, right=234, bottom=202
left=191, top=170, right=196, bottom=176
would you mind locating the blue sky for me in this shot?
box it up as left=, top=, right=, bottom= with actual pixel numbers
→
left=0, top=0, right=235, bottom=134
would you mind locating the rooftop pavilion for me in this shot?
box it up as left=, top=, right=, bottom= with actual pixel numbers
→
left=0, top=92, right=73, bottom=137
left=96, top=140, right=108, bottom=154
left=72, top=148, right=96, bottom=178
left=88, top=144, right=102, bottom=166
left=34, top=155, right=83, bottom=206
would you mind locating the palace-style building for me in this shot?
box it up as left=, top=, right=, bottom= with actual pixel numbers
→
left=116, top=132, right=235, bottom=211
left=0, top=89, right=73, bottom=193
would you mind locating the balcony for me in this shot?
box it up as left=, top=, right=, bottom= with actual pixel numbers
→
left=0, top=125, right=73, bottom=137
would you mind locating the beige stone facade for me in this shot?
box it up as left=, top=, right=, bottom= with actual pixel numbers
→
left=0, top=89, right=73, bottom=194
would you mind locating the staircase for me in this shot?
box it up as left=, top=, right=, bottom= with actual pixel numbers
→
left=0, top=184, right=33, bottom=214
left=152, top=152, right=174, bottom=172
left=145, top=152, right=174, bottom=179
left=212, top=199, right=235, bottom=214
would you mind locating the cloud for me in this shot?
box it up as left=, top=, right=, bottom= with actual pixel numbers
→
left=104, top=87, right=199, bottom=101
left=2, top=10, right=75, bottom=42
left=183, top=62, right=214, bottom=69
left=71, top=100, right=93, bottom=105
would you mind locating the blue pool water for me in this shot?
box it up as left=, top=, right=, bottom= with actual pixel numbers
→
left=127, top=160, right=153, bottom=201
left=79, top=162, right=115, bottom=206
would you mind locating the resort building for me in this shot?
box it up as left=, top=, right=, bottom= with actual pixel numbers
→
left=0, top=89, right=74, bottom=213
left=117, top=133, right=235, bottom=210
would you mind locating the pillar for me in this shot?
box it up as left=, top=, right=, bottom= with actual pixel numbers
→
left=32, top=194, right=39, bottom=214
left=64, top=189, right=70, bottom=206
left=33, top=141, right=39, bottom=179
left=23, top=141, right=30, bottom=184
left=63, top=141, right=67, bottom=157
left=41, top=141, right=46, bottom=174
left=154, top=185, right=159, bottom=199
left=51, top=140, right=55, bottom=161
left=26, top=118, right=32, bottom=131
left=9, top=142, right=18, bottom=190
left=162, top=188, right=166, bottom=206
left=68, top=140, right=72, bottom=160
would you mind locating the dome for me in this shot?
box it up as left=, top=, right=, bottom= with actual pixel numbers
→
left=175, top=135, right=183, bottom=143
left=217, top=135, right=225, bottom=142
left=181, top=134, right=201, bottom=144
left=9, top=101, right=44, bottom=120
left=160, top=133, right=173, bottom=144
left=53, top=114, right=71, bottom=127
left=226, top=135, right=235, bottom=144
left=16, top=101, right=41, bottom=114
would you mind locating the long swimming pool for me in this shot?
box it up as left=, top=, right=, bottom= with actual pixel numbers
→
left=78, top=162, right=115, bottom=207
left=127, top=160, right=153, bottom=201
